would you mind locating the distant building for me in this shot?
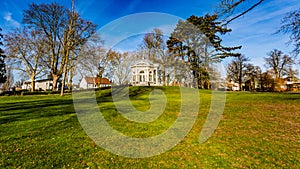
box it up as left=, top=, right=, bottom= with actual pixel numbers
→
left=79, top=77, right=112, bottom=89
left=244, top=79, right=260, bottom=91
left=286, top=77, right=300, bottom=91
left=130, top=60, right=159, bottom=86
left=22, top=79, right=57, bottom=91
left=228, top=80, right=240, bottom=91
left=287, top=82, right=300, bottom=91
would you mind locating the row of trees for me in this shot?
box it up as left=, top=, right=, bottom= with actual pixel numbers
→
left=1, top=1, right=299, bottom=94
left=107, top=2, right=300, bottom=89
left=227, top=49, right=297, bottom=91
left=88, top=0, right=270, bottom=88
left=3, top=2, right=243, bottom=92
left=135, top=14, right=242, bottom=89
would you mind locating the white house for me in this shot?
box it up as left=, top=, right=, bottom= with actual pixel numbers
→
left=22, top=79, right=56, bottom=91
left=228, top=80, right=240, bottom=91
left=79, top=77, right=112, bottom=89
left=130, top=60, right=159, bottom=86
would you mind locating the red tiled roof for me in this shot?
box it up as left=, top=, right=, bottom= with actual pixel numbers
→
left=84, top=77, right=94, bottom=84
left=84, top=77, right=111, bottom=84
left=95, top=77, right=111, bottom=84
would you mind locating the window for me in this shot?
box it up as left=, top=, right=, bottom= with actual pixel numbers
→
left=149, top=71, right=152, bottom=81
left=139, top=70, right=145, bottom=82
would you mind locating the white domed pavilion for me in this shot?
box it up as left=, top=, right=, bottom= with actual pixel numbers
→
left=130, top=60, right=159, bottom=86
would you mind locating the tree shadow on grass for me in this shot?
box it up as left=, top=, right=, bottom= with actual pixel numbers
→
left=0, top=98, right=75, bottom=124
left=95, top=86, right=157, bottom=103
left=284, top=92, right=300, bottom=100
left=0, top=87, right=165, bottom=125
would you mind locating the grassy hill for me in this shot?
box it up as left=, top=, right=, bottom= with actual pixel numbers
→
left=0, top=87, right=299, bottom=168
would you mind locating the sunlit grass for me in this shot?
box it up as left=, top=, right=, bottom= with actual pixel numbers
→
left=0, top=88, right=299, bottom=168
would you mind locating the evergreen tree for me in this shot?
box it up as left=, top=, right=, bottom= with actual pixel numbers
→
left=167, top=14, right=242, bottom=88
left=186, top=14, right=242, bottom=58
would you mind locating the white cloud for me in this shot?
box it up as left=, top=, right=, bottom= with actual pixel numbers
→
left=4, top=12, right=12, bottom=20
left=4, top=12, right=20, bottom=27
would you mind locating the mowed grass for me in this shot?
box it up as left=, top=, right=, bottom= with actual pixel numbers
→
left=0, top=87, right=299, bottom=168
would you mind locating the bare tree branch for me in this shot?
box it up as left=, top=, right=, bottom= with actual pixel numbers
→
left=217, top=0, right=264, bottom=26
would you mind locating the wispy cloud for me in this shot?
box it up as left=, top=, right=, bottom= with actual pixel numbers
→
left=100, top=24, right=177, bottom=53
left=125, top=0, right=141, bottom=13
left=98, top=12, right=180, bottom=51
left=4, top=12, right=20, bottom=27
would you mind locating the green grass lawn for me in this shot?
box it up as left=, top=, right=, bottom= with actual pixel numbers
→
left=1, top=87, right=299, bottom=168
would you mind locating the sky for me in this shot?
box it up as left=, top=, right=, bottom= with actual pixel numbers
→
left=1, top=0, right=300, bottom=80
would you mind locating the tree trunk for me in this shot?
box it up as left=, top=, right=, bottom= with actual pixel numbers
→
left=60, top=56, right=69, bottom=96
left=30, top=73, right=36, bottom=92
left=30, top=76, right=35, bottom=92
left=52, top=75, right=60, bottom=91
left=68, top=79, right=72, bottom=90
left=68, top=63, right=74, bottom=90
left=239, top=68, right=242, bottom=91
left=96, top=66, right=103, bottom=88
left=162, top=66, right=166, bottom=86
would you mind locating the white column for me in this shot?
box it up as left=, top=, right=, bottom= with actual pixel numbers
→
left=151, top=69, right=154, bottom=82
left=155, top=69, right=157, bottom=85
left=136, top=68, right=138, bottom=84
left=134, top=67, right=136, bottom=85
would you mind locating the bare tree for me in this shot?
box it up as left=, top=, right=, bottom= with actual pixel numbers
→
left=106, top=50, right=134, bottom=85
left=77, top=34, right=108, bottom=79
left=5, top=28, right=46, bottom=91
left=216, top=0, right=264, bottom=25
left=141, top=28, right=173, bottom=85
left=226, top=55, right=249, bottom=90
left=142, top=28, right=164, bottom=59
left=264, top=49, right=294, bottom=80
left=277, top=9, right=300, bottom=56
left=23, top=2, right=97, bottom=95
left=264, top=49, right=295, bottom=91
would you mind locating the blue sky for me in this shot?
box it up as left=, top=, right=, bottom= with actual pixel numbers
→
left=1, top=0, right=300, bottom=72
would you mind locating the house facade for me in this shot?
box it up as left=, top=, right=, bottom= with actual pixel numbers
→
left=79, top=77, right=112, bottom=89
left=227, top=80, right=240, bottom=91
left=287, top=81, right=300, bottom=91
left=130, top=60, right=159, bottom=86
left=22, top=79, right=56, bottom=91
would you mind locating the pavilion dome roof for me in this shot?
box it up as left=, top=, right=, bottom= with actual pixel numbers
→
left=131, top=59, right=157, bottom=68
